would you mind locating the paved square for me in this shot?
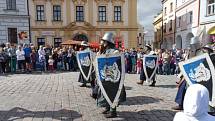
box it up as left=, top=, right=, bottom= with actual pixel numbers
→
left=0, top=73, right=178, bottom=121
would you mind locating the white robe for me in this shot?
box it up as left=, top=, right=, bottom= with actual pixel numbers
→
left=173, top=84, right=215, bottom=121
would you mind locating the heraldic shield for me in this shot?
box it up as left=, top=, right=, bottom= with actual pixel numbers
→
left=143, top=55, right=159, bottom=82
left=94, top=54, right=125, bottom=108
left=179, top=53, right=215, bottom=107
left=76, top=50, right=93, bottom=81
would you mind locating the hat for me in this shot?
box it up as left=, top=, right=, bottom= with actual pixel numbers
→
left=101, top=32, right=115, bottom=44
left=202, top=44, right=213, bottom=51
left=145, top=44, right=152, bottom=50
left=81, top=41, right=89, bottom=47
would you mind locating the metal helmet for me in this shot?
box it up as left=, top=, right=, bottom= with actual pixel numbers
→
left=145, top=44, right=152, bottom=51
left=190, top=36, right=201, bottom=51
left=81, top=41, right=89, bottom=47
left=101, top=32, right=115, bottom=44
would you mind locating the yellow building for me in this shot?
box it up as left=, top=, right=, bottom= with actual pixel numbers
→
left=153, top=12, right=163, bottom=49
left=29, top=0, right=138, bottom=48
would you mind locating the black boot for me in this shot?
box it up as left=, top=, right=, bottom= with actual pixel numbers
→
left=80, top=83, right=86, bottom=87
left=102, top=107, right=110, bottom=114
left=171, top=105, right=183, bottom=110
left=149, top=81, right=156, bottom=87
left=104, top=111, right=117, bottom=118
left=137, top=80, right=144, bottom=85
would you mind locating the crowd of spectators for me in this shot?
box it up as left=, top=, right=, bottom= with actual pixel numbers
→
left=124, top=48, right=205, bottom=75
left=0, top=42, right=214, bottom=75
left=0, top=43, right=91, bottom=74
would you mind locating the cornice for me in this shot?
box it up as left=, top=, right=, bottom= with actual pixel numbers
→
left=111, top=0, right=125, bottom=4
left=94, top=0, right=110, bottom=4
left=72, top=0, right=87, bottom=5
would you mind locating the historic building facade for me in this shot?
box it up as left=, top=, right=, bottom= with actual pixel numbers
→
left=153, top=12, right=163, bottom=49
left=161, top=0, right=176, bottom=49
left=175, top=0, right=200, bottom=49
left=199, top=0, right=215, bottom=45
left=0, top=0, right=30, bottom=44
left=29, top=0, right=138, bottom=48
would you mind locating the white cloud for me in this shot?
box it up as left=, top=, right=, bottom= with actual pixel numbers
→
left=137, top=0, right=162, bottom=32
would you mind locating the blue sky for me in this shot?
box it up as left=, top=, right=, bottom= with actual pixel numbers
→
left=137, top=0, right=162, bottom=34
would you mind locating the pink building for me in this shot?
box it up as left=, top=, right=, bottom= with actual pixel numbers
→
left=175, top=0, right=200, bottom=49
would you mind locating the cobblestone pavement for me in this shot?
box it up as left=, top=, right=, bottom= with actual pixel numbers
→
left=0, top=72, right=178, bottom=121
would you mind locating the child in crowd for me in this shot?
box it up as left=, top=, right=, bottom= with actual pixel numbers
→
left=48, top=56, right=54, bottom=72
left=136, top=59, right=142, bottom=74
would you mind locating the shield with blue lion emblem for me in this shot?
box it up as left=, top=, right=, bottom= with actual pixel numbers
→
left=76, top=50, right=93, bottom=81
left=179, top=53, right=215, bottom=107
left=143, top=55, right=159, bottom=82
left=94, top=53, right=125, bottom=108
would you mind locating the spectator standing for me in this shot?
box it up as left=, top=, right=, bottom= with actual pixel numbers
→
left=62, top=47, right=68, bottom=71
left=57, top=49, right=63, bottom=71
left=16, top=45, right=25, bottom=72
left=162, top=50, right=170, bottom=75
left=8, top=44, right=17, bottom=73
left=38, top=46, right=46, bottom=71
left=30, top=49, right=37, bottom=71
left=23, top=44, right=32, bottom=73
left=136, top=49, right=143, bottom=74
left=130, top=48, right=137, bottom=73
left=44, top=45, right=52, bottom=71
left=67, top=46, right=73, bottom=71
left=124, top=49, right=131, bottom=73
left=170, top=53, right=176, bottom=75
left=157, top=49, right=163, bottom=75
left=0, top=47, right=7, bottom=74
left=52, top=49, right=58, bottom=70
left=4, top=43, right=11, bottom=73
left=48, top=55, right=54, bottom=72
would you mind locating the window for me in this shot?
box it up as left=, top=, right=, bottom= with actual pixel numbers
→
left=188, top=11, right=193, bottom=24
left=114, top=6, right=122, bottom=21
left=164, top=23, right=166, bottom=33
left=6, top=0, right=16, bottom=10
left=36, top=5, right=45, bottom=21
left=76, top=6, right=84, bottom=22
left=8, top=28, right=17, bottom=44
left=98, top=6, right=106, bottom=21
left=208, top=0, right=215, bottom=15
left=169, top=20, right=172, bottom=31
left=54, top=38, right=62, bottom=47
left=164, top=7, right=167, bottom=15
left=170, top=3, right=173, bottom=13
left=53, top=5, right=61, bottom=21
left=37, top=38, right=45, bottom=47
left=178, top=16, right=181, bottom=27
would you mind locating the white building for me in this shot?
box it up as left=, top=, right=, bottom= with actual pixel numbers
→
left=175, top=0, right=200, bottom=49
left=0, top=0, right=30, bottom=44
left=199, top=0, right=215, bottom=45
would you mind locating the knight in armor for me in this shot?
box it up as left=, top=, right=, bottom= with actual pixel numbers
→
left=137, top=44, right=157, bottom=86
left=96, top=32, right=126, bottom=118
left=78, top=41, right=91, bottom=87
left=172, top=36, right=213, bottom=110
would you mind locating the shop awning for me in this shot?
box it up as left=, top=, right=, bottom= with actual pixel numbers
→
left=89, top=41, right=100, bottom=48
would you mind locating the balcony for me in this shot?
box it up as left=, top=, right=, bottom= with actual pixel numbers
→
left=208, top=3, right=215, bottom=16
